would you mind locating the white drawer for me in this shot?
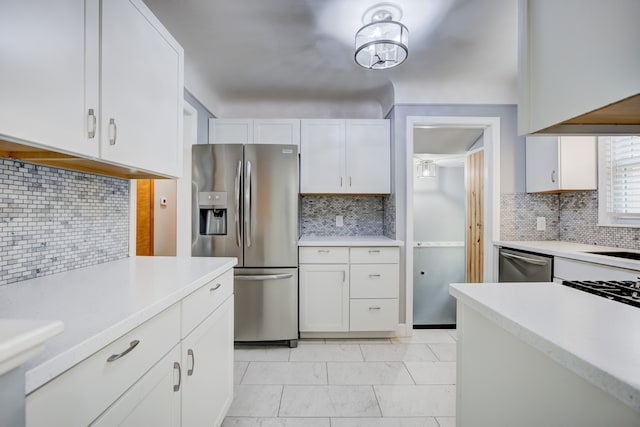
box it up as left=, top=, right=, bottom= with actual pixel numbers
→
left=350, top=247, right=399, bottom=264
left=182, top=269, right=233, bottom=337
left=299, top=247, right=349, bottom=264
left=349, top=299, right=398, bottom=331
left=554, top=257, right=640, bottom=281
left=27, top=304, right=180, bottom=427
left=350, top=264, right=399, bottom=298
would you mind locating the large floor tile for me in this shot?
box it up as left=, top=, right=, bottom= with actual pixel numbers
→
left=391, top=330, right=456, bottom=344
left=436, top=417, right=456, bottom=427
left=404, top=362, right=456, bottom=385
left=234, top=346, right=291, bottom=362
left=226, top=385, right=283, bottom=417
left=325, top=338, right=391, bottom=344
left=289, top=344, right=363, bottom=362
left=360, top=344, right=438, bottom=362
left=374, top=385, right=456, bottom=417
left=331, top=417, right=439, bottom=427
left=447, top=330, right=458, bottom=341
left=279, top=385, right=381, bottom=417
left=428, top=343, right=457, bottom=362
left=327, top=361, right=414, bottom=385
left=242, top=362, right=327, bottom=385
left=234, top=361, right=249, bottom=384
left=222, top=417, right=330, bottom=427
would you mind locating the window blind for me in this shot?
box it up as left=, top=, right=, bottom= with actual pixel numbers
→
left=606, top=136, right=640, bottom=217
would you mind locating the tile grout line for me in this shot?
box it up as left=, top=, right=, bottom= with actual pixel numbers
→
left=239, top=361, right=249, bottom=384
left=371, top=384, right=384, bottom=418
left=403, top=360, right=418, bottom=385
left=276, top=384, right=285, bottom=418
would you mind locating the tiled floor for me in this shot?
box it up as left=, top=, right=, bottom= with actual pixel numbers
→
left=223, top=329, right=457, bottom=427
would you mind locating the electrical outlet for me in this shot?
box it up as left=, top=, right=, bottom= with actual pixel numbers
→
left=336, top=215, right=344, bottom=227
left=160, top=197, right=168, bottom=207
left=536, top=216, right=546, bottom=231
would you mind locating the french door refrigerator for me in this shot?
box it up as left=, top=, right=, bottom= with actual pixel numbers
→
left=192, top=144, right=299, bottom=347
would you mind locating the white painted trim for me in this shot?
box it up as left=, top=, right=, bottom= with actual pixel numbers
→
left=176, top=100, right=198, bottom=257
left=129, top=180, right=136, bottom=257
left=405, top=116, right=501, bottom=329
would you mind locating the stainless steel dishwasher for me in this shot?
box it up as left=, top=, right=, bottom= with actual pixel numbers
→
left=498, top=247, right=553, bottom=282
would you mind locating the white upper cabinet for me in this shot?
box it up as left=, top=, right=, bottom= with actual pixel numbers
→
left=100, top=0, right=183, bottom=177
left=518, top=0, right=640, bottom=135
left=209, top=119, right=300, bottom=146
left=525, top=136, right=597, bottom=193
left=300, top=119, right=390, bottom=194
left=0, top=0, right=183, bottom=178
left=0, top=0, right=99, bottom=158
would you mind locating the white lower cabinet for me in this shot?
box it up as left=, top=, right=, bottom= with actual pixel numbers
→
left=26, top=270, right=234, bottom=427
left=181, top=297, right=234, bottom=427
left=299, top=246, right=399, bottom=334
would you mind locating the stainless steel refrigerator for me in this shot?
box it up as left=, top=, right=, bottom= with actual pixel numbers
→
left=192, top=144, right=299, bottom=347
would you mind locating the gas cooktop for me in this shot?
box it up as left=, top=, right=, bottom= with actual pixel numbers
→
left=561, top=280, right=640, bottom=308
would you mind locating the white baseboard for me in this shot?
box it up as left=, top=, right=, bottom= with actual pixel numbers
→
left=300, top=324, right=409, bottom=340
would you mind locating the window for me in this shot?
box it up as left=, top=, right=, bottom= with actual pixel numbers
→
left=598, top=136, right=640, bottom=227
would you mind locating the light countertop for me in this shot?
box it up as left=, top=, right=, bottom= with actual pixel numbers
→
left=299, top=235, right=404, bottom=247
left=0, top=256, right=236, bottom=394
left=0, top=319, right=63, bottom=376
left=495, top=240, right=640, bottom=271
left=450, top=282, right=640, bottom=413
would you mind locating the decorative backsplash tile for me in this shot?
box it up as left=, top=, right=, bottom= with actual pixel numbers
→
left=559, top=191, right=640, bottom=248
left=301, top=196, right=384, bottom=236
left=500, top=192, right=560, bottom=241
left=0, top=159, right=129, bottom=285
left=383, top=193, right=396, bottom=239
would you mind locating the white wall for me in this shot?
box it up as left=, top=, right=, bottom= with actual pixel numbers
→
left=153, top=180, right=177, bottom=256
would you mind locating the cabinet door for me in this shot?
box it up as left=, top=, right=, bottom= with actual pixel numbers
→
left=91, top=346, right=181, bottom=427
left=299, top=264, right=349, bottom=331
left=300, top=119, right=345, bottom=194
left=100, top=0, right=183, bottom=177
left=209, top=119, right=253, bottom=144
left=254, top=119, right=300, bottom=147
left=182, top=296, right=234, bottom=427
left=525, top=136, right=559, bottom=192
left=558, top=136, right=597, bottom=190
left=345, top=120, right=391, bottom=194
left=0, top=0, right=99, bottom=157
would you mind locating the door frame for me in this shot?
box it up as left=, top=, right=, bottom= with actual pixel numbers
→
left=405, top=116, right=501, bottom=330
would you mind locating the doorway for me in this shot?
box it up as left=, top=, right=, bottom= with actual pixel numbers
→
left=405, top=116, right=500, bottom=329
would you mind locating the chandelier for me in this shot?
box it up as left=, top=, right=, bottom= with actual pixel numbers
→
left=354, top=3, right=409, bottom=70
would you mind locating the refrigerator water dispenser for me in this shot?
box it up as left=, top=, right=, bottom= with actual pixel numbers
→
left=198, top=192, right=228, bottom=235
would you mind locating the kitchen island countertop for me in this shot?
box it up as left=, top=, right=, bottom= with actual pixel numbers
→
left=298, top=235, right=404, bottom=247
left=0, top=256, right=237, bottom=394
left=450, top=281, right=640, bottom=413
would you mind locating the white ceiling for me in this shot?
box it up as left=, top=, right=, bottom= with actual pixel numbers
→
left=143, top=0, right=518, bottom=117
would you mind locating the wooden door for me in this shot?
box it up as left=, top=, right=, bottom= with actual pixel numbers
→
left=466, top=150, right=484, bottom=282
left=136, top=180, right=154, bottom=256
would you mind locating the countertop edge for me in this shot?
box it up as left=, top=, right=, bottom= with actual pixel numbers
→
left=450, top=283, right=640, bottom=414
left=298, top=236, right=404, bottom=247
left=0, top=320, right=64, bottom=376
left=24, top=258, right=237, bottom=394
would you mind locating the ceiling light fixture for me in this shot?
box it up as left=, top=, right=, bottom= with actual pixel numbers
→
left=354, top=3, right=408, bottom=70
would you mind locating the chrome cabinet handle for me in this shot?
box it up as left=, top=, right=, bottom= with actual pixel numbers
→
left=501, top=252, right=549, bottom=266
left=369, top=274, right=381, bottom=278
left=318, top=249, right=330, bottom=254
left=173, top=362, right=181, bottom=392
left=235, top=160, right=242, bottom=248
left=87, top=109, right=97, bottom=139
left=551, top=170, right=556, bottom=183
left=340, top=176, right=343, bottom=188
left=187, top=349, right=195, bottom=376
left=106, top=340, right=140, bottom=362
left=349, top=176, right=352, bottom=187
left=342, top=271, right=346, bottom=282
left=245, top=160, right=252, bottom=248
left=108, top=118, right=117, bottom=145
left=368, top=250, right=381, bottom=254
left=210, top=283, right=222, bottom=291
left=369, top=306, right=381, bottom=310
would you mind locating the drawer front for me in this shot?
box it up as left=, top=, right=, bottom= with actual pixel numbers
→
left=350, top=247, right=399, bottom=264
left=299, top=247, right=349, bottom=264
left=182, top=269, right=233, bottom=337
left=27, top=304, right=180, bottom=427
left=554, top=257, right=640, bottom=281
left=349, top=299, right=398, bottom=331
left=350, top=264, right=399, bottom=298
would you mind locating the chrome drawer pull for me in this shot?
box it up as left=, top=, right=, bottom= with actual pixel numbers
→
left=369, top=306, right=381, bottom=310
left=106, top=340, right=140, bottom=362
left=173, top=362, right=181, bottom=392
left=369, top=274, right=381, bottom=278
left=210, top=283, right=222, bottom=291
left=318, top=249, right=330, bottom=254
left=187, top=349, right=195, bottom=376
left=368, top=250, right=381, bottom=254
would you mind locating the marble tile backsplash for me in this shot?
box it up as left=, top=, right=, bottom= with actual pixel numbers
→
left=0, top=159, right=129, bottom=285
left=300, top=196, right=384, bottom=236
left=383, top=193, right=396, bottom=239
left=501, top=191, right=640, bottom=249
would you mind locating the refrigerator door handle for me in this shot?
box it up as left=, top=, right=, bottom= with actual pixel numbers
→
left=235, top=160, right=242, bottom=247
left=245, top=160, right=252, bottom=247
left=235, top=273, right=294, bottom=281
